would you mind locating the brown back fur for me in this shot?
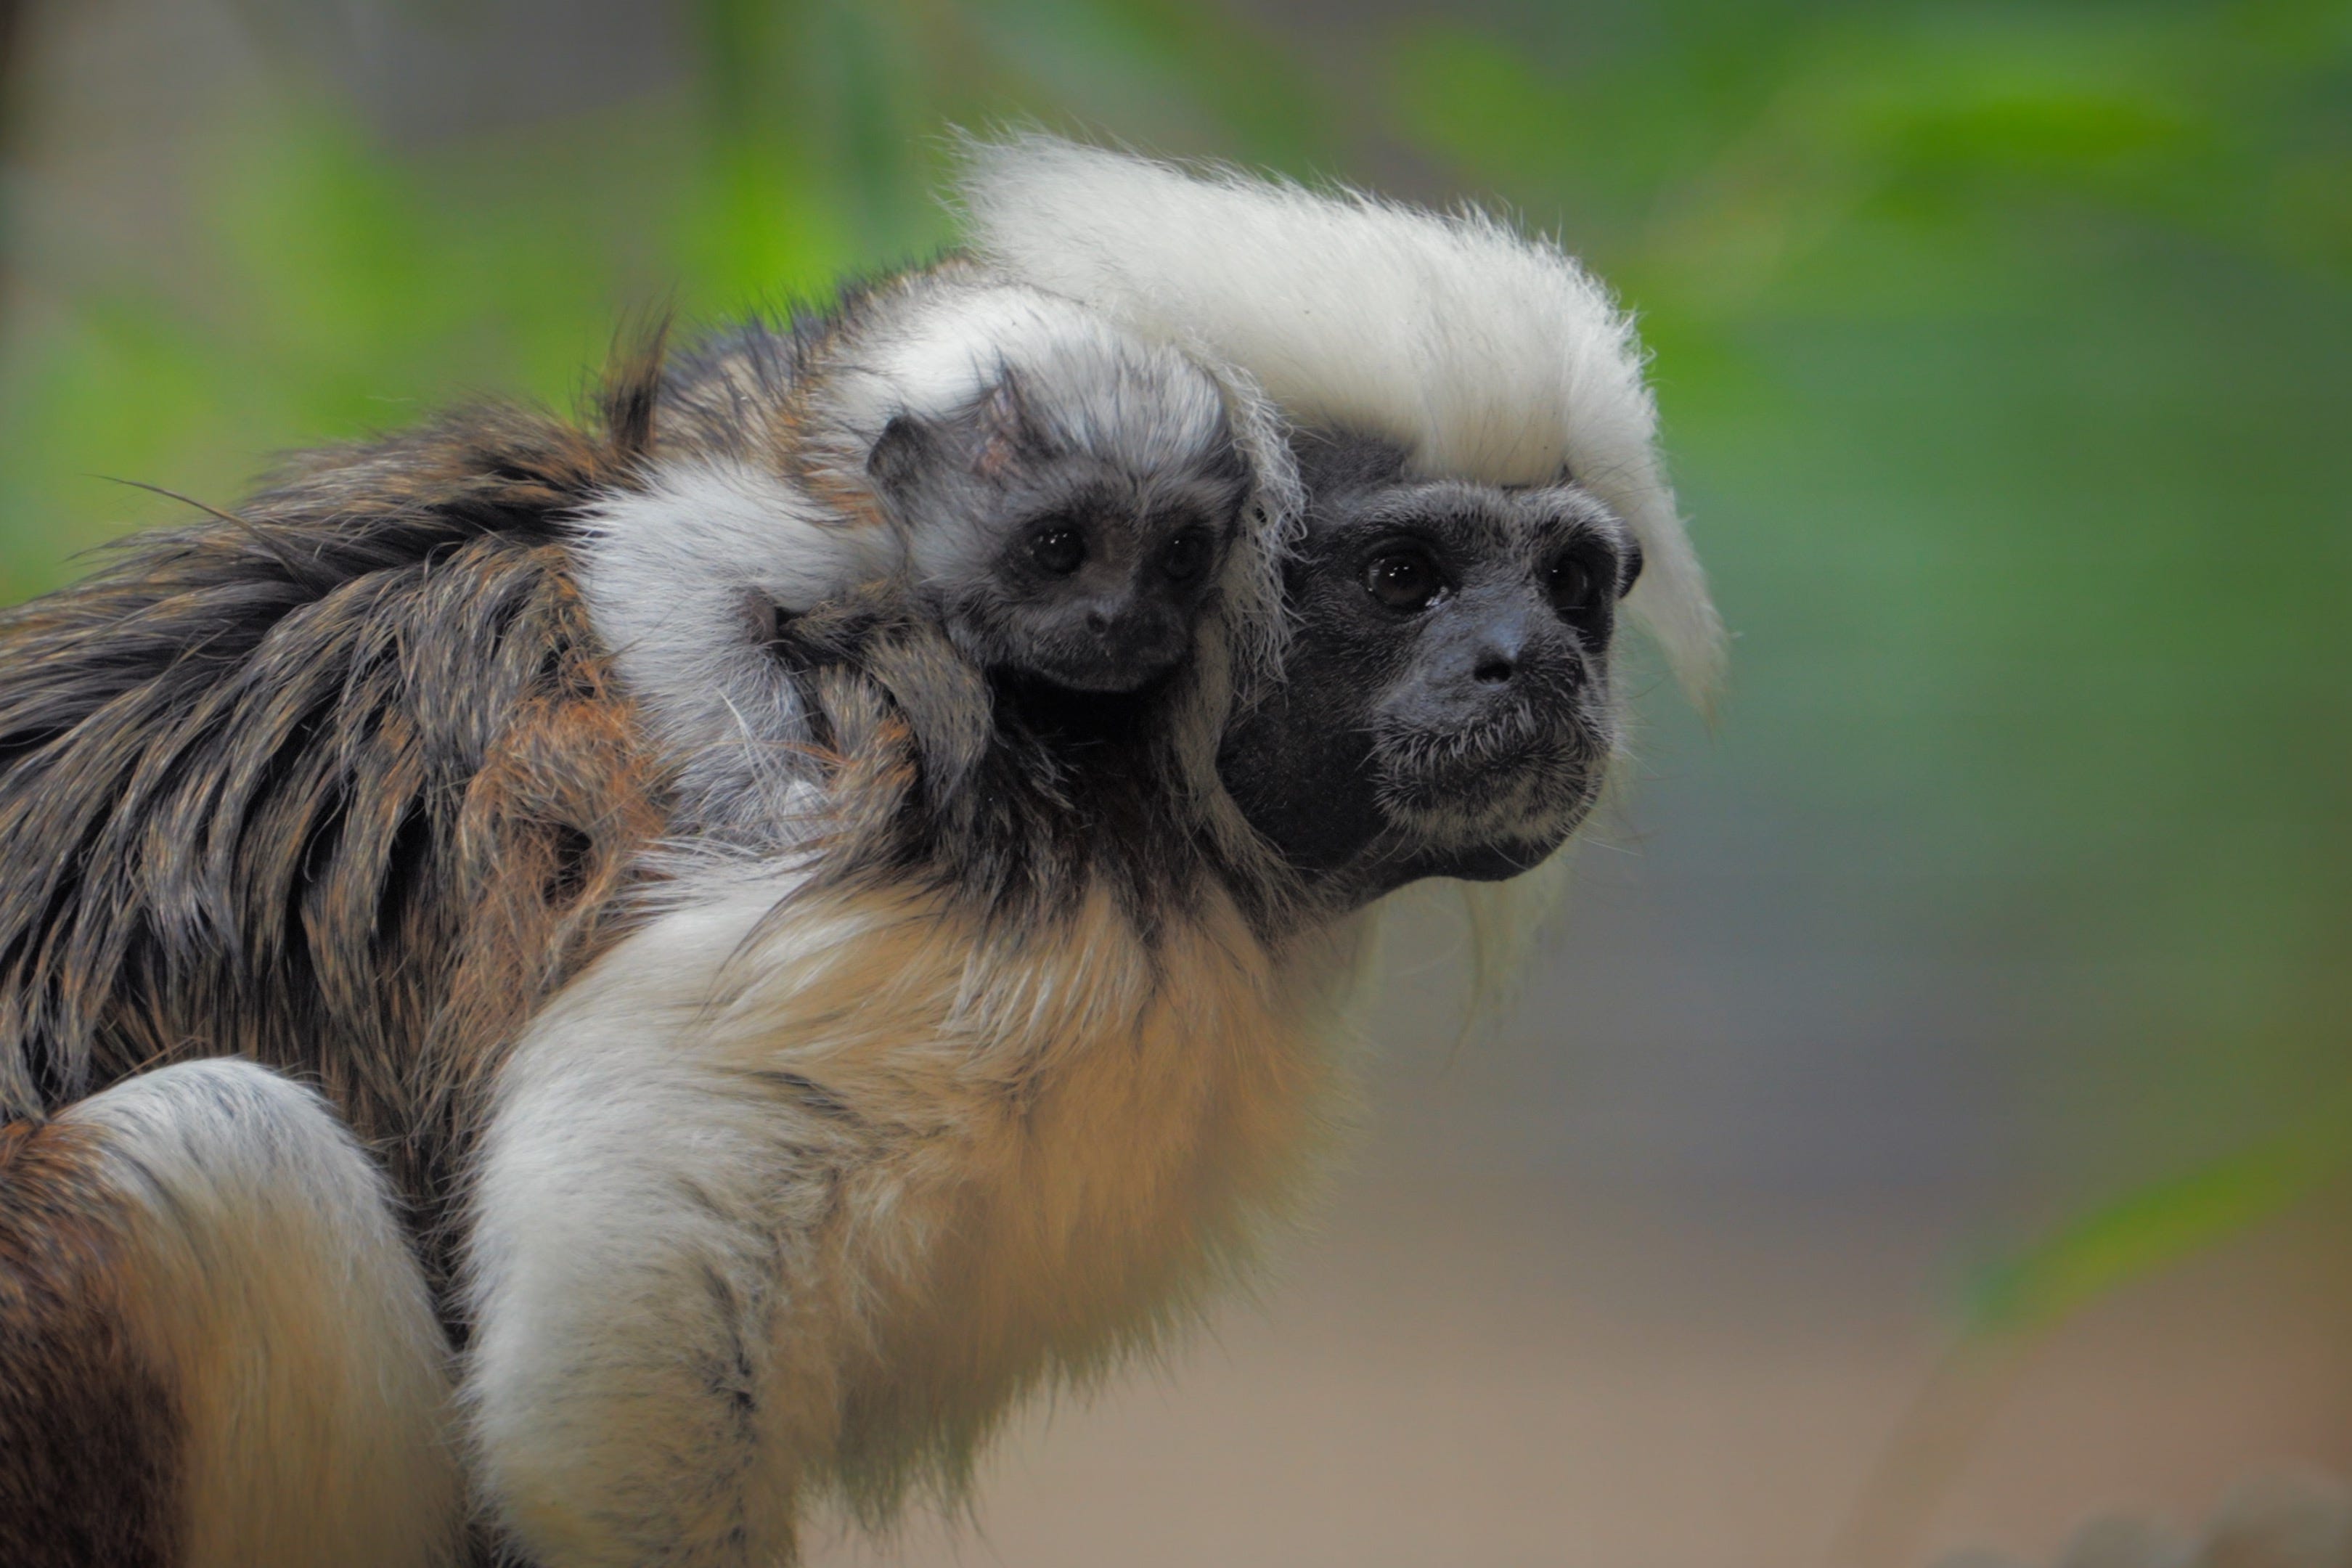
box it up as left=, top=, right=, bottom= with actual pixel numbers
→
left=0, top=360, right=670, bottom=1281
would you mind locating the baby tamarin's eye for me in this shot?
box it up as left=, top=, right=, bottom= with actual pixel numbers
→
left=1159, top=528, right=1214, bottom=584
left=1029, top=523, right=1086, bottom=576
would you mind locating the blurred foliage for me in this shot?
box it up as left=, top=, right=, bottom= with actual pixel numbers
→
left=1964, top=1116, right=2345, bottom=1340
left=1388, top=0, right=2352, bottom=1187
left=0, top=0, right=1333, bottom=595
left=0, top=0, right=2346, bottom=1299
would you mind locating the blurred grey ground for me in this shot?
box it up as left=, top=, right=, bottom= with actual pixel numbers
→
left=5, top=3, right=2348, bottom=1565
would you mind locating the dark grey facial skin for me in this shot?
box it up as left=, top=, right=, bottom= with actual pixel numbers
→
left=869, top=383, right=1247, bottom=694
left=1218, top=428, right=1643, bottom=912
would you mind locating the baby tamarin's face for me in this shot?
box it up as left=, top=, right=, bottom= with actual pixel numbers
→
left=867, top=372, right=1249, bottom=694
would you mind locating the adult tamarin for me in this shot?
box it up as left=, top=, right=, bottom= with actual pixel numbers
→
left=467, top=147, right=1721, bottom=1565
left=0, top=151, right=1720, bottom=1568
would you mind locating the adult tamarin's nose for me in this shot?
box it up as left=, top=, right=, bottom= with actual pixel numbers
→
left=1469, top=611, right=1532, bottom=685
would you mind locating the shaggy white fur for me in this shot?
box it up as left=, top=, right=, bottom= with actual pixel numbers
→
left=956, top=132, right=1727, bottom=703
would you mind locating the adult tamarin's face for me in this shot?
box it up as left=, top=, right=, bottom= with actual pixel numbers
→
left=1220, top=429, right=1642, bottom=907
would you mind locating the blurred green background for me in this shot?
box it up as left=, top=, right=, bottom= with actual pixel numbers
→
left=1, top=2, right=2346, bottom=1564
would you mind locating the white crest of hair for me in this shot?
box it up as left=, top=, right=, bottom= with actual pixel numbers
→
left=955, top=131, right=1726, bottom=704
left=62, top=1060, right=463, bottom=1568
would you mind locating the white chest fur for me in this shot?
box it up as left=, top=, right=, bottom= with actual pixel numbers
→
left=463, top=865, right=1355, bottom=1567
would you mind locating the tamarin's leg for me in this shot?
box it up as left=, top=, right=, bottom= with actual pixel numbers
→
left=0, top=1060, right=463, bottom=1568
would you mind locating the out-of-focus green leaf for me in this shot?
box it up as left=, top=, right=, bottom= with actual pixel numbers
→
left=1961, top=1114, right=2350, bottom=1339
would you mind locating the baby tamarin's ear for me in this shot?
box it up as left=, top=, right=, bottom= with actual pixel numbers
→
left=867, top=369, right=1041, bottom=499
left=866, top=410, right=937, bottom=500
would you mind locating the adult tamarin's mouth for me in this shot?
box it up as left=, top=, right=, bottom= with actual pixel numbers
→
left=1371, top=707, right=1610, bottom=844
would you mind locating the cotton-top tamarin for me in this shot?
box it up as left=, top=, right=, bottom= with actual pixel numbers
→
left=0, top=143, right=1718, bottom=1568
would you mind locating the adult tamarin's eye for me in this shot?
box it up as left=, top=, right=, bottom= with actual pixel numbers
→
left=1159, top=528, right=1214, bottom=584
left=1544, top=555, right=1598, bottom=616
left=1029, top=524, right=1087, bottom=576
left=1364, top=549, right=1445, bottom=612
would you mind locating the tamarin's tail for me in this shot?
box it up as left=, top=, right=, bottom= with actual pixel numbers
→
left=0, top=1060, right=463, bottom=1568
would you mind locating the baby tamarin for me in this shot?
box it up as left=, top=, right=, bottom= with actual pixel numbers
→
left=675, top=264, right=1249, bottom=690
left=586, top=258, right=1278, bottom=844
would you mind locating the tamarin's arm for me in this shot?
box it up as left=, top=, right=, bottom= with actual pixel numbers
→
left=0, top=1060, right=462, bottom=1568
left=462, top=875, right=870, bottom=1568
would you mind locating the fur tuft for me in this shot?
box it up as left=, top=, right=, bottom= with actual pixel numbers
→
left=956, top=131, right=1726, bottom=704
